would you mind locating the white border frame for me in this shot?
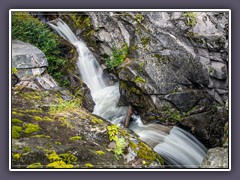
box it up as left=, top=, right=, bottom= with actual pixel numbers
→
left=9, top=9, right=231, bottom=172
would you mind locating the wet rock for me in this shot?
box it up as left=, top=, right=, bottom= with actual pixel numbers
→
left=200, top=147, right=228, bottom=168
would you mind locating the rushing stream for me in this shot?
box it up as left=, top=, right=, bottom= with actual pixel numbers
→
left=49, top=19, right=207, bottom=168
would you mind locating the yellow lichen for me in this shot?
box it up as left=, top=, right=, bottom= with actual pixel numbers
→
left=46, top=161, right=74, bottom=168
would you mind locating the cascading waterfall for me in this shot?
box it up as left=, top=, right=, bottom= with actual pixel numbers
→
left=49, top=19, right=207, bottom=168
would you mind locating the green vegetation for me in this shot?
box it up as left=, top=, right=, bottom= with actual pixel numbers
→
left=12, top=126, right=22, bottom=139
left=84, top=163, right=94, bottom=168
left=162, top=105, right=182, bottom=122
left=23, top=123, right=41, bottom=134
left=45, top=150, right=77, bottom=168
left=114, top=137, right=127, bottom=159
left=135, top=76, right=146, bottom=84
left=69, top=136, right=81, bottom=141
left=12, top=67, right=18, bottom=74
left=12, top=12, right=68, bottom=86
left=95, top=150, right=105, bottom=155
left=106, top=44, right=128, bottom=70
left=49, top=98, right=82, bottom=115
left=27, top=162, right=42, bottom=168
left=135, top=13, right=145, bottom=23
left=182, top=12, right=197, bottom=27
left=13, top=153, right=21, bottom=160
left=107, top=125, right=127, bottom=159
left=12, top=118, right=23, bottom=124
left=31, top=134, right=51, bottom=139
left=141, top=36, right=151, bottom=47
left=47, top=161, right=74, bottom=168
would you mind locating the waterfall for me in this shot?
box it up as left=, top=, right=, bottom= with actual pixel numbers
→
left=49, top=19, right=207, bottom=168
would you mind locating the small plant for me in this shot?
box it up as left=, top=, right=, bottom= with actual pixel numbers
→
left=135, top=13, right=145, bottom=23
left=107, top=125, right=127, bottom=159
left=49, top=98, right=82, bottom=115
left=106, top=44, right=128, bottom=70
left=114, top=137, right=127, bottom=159
left=182, top=12, right=197, bottom=27
left=107, top=124, right=119, bottom=141
left=12, top=67, right=18, bottom=74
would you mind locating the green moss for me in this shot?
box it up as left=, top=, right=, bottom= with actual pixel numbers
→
left=12, top=67, right=18, bottom=74
left=135, top=13, right=145, bottom=23
left=46, top=151, right=61, bottom=162
left=69, top=136, right=81, bottom=141
left=24, top=123, right=41, bottom=134
left=59, top=152, right=78, bottom=164
left=95, top=150, right=105, bottom=155
left=148, top=116, right=157, bottom=121
left=137, top=142, right=164, bottom=165
left=33, top=116, right=42, bottom=121
left=182, top=12, right=197, bottom=27
left=31, top=134, right=51, bottom=139
left=13, top=153, right=21, bottom=160
left=135, top=76, right=146, bottom=84
left=132, top=44, right=138, bottom=51
left=27, top=162, right=42, bottom=168
left=55, top=142, right=62, bottom=145
left=84, top=163, right=94, bottom=168
left=153, top=54, right=170, bottom=63
left=161, top=105, right=182, bottom=122
left=12, top=118, right=23, bottom=124
left=47, top=161, right=74, bottom=168
left=130, top=86, right=141, bottom=95
left=141, top=36, right=151, bottom=47
left=91, top=116, right=104, bottom=124
left=23, top=146, right=31, bottom=153
left=58, top=116, right=73, bottom=129
left=12, top=126, right=22, bottom=139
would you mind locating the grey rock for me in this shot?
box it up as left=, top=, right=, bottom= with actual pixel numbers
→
left=209, top=52, right=224, bottom=62
left=210, top=61, right=227, bottom=80
left=12, top=40, right=48, bottom=69
left=75, top=12, right=229, bottom=148
left=200, top=147, right=228, bottom=168
left=164, top=90, right=203, bottom=112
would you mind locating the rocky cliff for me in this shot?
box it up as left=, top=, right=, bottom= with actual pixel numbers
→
left=58, top=12, right=229, bottom=148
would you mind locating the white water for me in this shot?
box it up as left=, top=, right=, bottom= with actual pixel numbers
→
left=49, top=19, right=207, bottom=168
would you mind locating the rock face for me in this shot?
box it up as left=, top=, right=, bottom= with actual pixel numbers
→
left=11, top=88, right=164, bottom=169
left=200, top=147, right=228, bottom=168
left=66, top=12, right=229, bottom=148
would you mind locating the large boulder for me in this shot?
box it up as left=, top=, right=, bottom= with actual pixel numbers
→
left=11, top=88, right=164, bottom=169
left=12, top=40, right=95, bottom=112
left=12, top=40, right=58, bottom=90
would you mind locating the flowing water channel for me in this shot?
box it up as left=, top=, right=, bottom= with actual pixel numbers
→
left=49, top=19, right=207, bottom=168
